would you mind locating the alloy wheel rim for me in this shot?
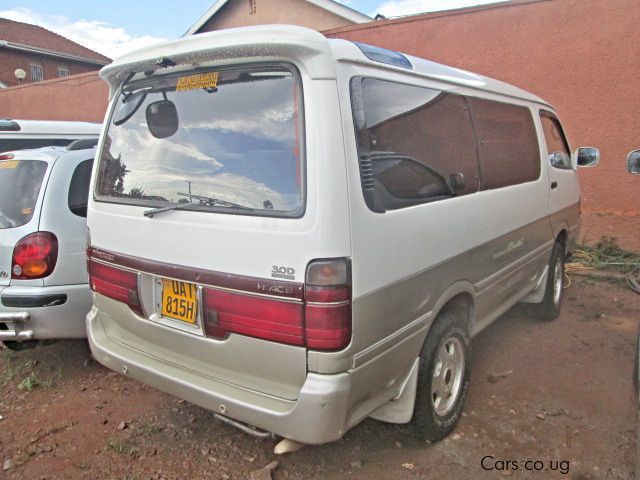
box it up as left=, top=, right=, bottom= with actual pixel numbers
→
left=431, top=336, right=465, bottom=416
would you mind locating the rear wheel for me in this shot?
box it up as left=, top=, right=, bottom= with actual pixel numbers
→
left=411, top=310, right=471, bottom=441
left=530, top=241, right=565, bottom=321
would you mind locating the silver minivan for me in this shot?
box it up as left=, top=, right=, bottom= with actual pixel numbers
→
left=0, top=143, right=96, bottom=349
left=86, top=26, right=599, bottom=446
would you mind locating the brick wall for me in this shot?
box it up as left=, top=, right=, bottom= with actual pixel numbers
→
left=0, top=50, right=102, bottom=88
left=0, top=72, right=108, bottom=122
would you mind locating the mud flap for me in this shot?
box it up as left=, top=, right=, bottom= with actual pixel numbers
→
left=520, top=265, right=549, bottom=304
left=368, top=358, right=419, bottom=424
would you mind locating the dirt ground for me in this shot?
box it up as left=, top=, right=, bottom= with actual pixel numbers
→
left=0, top=276, right=638, bottom=480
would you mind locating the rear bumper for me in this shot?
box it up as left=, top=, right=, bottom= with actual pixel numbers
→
left=87, top=305, right=352, bottom=445
left=0, top=284, right=91, bottom=341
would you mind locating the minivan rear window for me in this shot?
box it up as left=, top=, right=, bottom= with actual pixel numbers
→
left=95, top=65, right=304, bottom=217
left=0, top=160, right=47, bottom=229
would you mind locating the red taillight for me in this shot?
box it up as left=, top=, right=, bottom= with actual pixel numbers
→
left=201, top=259, right=351, bottom=351
left=0, top=153, right=15, bottom=161
left=203, top=289, right=304, bottom=345
left=304, top=286, right=351, bottom=350
left=88, top=259, right=143, bottom=316
left=12, top=232, right=58, bottom=279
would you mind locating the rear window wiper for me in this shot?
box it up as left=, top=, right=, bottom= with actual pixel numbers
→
left=144, top=202, right=202, bottom=218
left=144, top=198, right=253, bottom=218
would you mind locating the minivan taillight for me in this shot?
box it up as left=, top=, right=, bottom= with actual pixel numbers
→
left=304, top=259, right=352, bottom=350
left=202, top=258, right=351, bottom=351
left=12, top=232, right=58, bottom=279
left=88, top=259, right=143, bottom=316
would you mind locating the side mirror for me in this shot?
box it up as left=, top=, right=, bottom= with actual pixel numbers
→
left=627, top=150, right=640, bottom=175
left=146, top=100, right=179, bottom=139
left=574, top=147, right=600, bottom=168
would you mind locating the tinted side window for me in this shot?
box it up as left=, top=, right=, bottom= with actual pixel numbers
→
left=468, top=98, right=540, bottom=189
left=0, top=138, right=76, bottom=152
left=540, top=113, right=572, bottom=170
left=68, top=159, right=93, bottom=217
left=352, top=77, right=479, bottom=212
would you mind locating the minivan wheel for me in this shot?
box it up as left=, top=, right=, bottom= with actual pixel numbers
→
left=531, top=241, right=565, bottom=321
left=411, top=311, right=471, bottom=442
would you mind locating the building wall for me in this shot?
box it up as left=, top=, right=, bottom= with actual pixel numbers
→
left=0, top=50, right=102, bottom=88
left=325, top=0, right=640, bottom=250
left=0, top=72, right=108, bottom=123
left=197, top=0, right=354, bottom=32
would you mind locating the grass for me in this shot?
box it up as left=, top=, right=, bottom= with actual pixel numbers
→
left=573, top=237, right=640, bottom=274
left=138, top=422, right=162, bottom=435
left=18, top=372, right=40, bottom=391
left=106, top=437, right=138, bottom=456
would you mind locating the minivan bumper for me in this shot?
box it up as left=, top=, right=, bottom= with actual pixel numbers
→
left=87, top=305, right=352, bottom=445
left=0, top=284, right=91, bottom=341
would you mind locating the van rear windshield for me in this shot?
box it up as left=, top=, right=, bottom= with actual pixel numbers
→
left=95, top=65, right=304, bottom=217
left=0, top=160, right=47, bottom=229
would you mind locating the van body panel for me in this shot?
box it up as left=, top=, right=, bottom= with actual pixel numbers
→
left=535, top=108, right=581, bottom=247
left=92, top=295, right=308, bottom=400
left=88, top=304, right=352, bottom=444
left=88, top=50, right=352, bottom=400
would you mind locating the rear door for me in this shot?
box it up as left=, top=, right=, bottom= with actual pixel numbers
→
left=0, top=157, right=52, bottom=287
left=89, top=62, right=351, bottom=399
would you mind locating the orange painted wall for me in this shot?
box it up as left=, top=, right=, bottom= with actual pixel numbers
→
left=0, top=72, right=108, bottom=123
left=325, top=0, right=640, bottom=250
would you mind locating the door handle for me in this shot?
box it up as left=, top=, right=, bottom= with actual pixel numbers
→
left=551, top=181, right=558, bottom=189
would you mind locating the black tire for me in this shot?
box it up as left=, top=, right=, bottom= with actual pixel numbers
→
left=410, top=310, right=471, bottom=442
left=530, top=241, right=565, bottom=321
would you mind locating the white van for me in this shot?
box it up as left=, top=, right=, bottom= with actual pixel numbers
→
left=0, top=119, right=101, bottom=152
left=86, top=26, right=599, bottom=446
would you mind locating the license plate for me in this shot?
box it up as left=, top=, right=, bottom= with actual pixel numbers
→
left=161, top=279, right=198, bottom=324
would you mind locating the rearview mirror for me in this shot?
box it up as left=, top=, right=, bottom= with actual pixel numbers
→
left=574, top=147, right=600, bottom=167
left=627, top=149, right=640, bottom=175
left=146, top=100, right=179, bottom=139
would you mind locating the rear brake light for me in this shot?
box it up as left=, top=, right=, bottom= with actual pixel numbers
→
left=88, top=259, right=143, bottom=316
left=0, top=153, right=15, bottom=161
left=201, top=258, right=351, bottom=351
left=203, top=289, right=304, bottom=345
left=304, top=259, right=351, bottom=350
left=12, top=232, right=58, bottom=279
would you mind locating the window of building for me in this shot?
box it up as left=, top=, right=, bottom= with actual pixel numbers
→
left=68, top=159, right=94, bottom=217
left=29, top=64, right=43, bottom=83
left=540, top=112, right=572, bottom=170
left=468, top=98, right=540, bottom=189
left=351, top=77, right=479, bottom=212
left=58, top=66, right=71, bottom=78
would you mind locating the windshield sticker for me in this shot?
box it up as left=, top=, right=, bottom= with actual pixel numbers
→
left=21, top=207, right=33, bottom=215
left=0, top=160, right=19, bottom=169
left=176, top=72, right=219, bottom=92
